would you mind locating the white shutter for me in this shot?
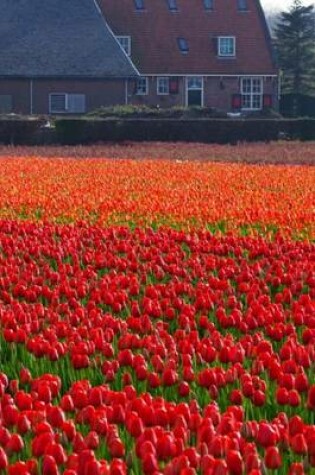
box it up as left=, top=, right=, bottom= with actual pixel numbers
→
left=67, top=94, right=86, bottom=113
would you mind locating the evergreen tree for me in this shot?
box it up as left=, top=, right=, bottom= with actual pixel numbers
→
left=275, top=0, right=315, bottom=112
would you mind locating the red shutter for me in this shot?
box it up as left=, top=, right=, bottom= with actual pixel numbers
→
left=232, top=94, right=242, bottom=110
left=263, top=94, right=272, bottom=108
left=169, top=77, right=179, bottom=94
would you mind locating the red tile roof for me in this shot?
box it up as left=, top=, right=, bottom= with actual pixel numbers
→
left=99, top=0, right=277, bottom=76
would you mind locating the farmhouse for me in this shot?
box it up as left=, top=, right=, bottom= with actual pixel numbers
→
left=0, top=0, right=278, bottom=114
left=0, top=0, right=138, bottom=115
left=99, top=0, right=279, bottom=112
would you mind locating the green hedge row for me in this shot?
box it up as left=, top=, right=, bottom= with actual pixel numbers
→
left=0, top=119, right=45, bottom=145
left=54, top=118, right=315, bottom=144
left=0, top=118, right=314, bottom=145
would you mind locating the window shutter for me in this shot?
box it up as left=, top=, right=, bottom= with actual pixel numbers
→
left=232, top=94, right=242, bottom=110
left=50, top=94, right=67, bottom=113
left=212, top=36, right=218, bottom=55
left=263, top=94, right=272, bottom=108
left=0, top=95, right=12, bottom=113
left=169, top=77, right=179, bottom=94
left=67, top=94, right=86, bottom=114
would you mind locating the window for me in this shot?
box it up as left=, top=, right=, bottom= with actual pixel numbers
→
left=134, top=0, right=144, bottom=10
left=186, top=77, right=203, bottom=107
left=157, top=77, right=170, bottom=95
left=218, top=37, right=236, bottom=57
left=0, top=95, right=12, bottom=113
left=177, top=37, right=189, bottom=53
left=167, top=0, right=178, bottom=11
left=49, top=93, right=86, bottom=114
left=241, top=78, right=263, bottom=110
left=237, top=0, right=248, bottom=10
left=204, top=0, right=214, bottom=10
left=136, top=77, right=148, bottom=95
left=116, top=36, right=131, bottom=56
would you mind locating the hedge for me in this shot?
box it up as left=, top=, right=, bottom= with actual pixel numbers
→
left=0, top=118, right=44, bottom=145
left=54, top=118, right=315, bottom=145
left=0, top=117, right=314, bottom=145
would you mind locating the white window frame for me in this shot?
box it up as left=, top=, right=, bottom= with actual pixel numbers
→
left=157, top=77, right=170, bottom=95
left=136, top=77, right=149, bottom=95
left=116, top=36, right=131, bottom=56
left=177, top=37, right=189, bottom=54
left=240, top=77, right=263, bottom=110
left=237, top=0, right=248, bottom=11
left=218, top=36, right=236, bottom=57
left=167, top=0, right=178, bottom=11
left=185, top=76, right=204, bottom=107
left=49, top=93, right=86, bottom=114
left=204, top=0, right=214, bottom=10
left=134, top=0, right=145, bottom=10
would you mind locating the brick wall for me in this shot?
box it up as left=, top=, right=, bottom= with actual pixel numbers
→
left=0, top=79, right=30, bottom=114
left=0, top=79, right=127, bottom=115
left=128, top=76, right=278, bottom=111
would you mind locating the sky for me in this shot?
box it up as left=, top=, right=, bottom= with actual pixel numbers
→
left=261, top=0, right=315, bottom=11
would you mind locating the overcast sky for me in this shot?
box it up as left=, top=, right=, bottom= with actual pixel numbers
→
left=261, top=0, right=315, bottom=11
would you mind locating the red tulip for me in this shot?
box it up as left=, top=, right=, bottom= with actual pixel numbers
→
left=47, top=406, right=65, bottom=428
left=141, top=452, right=159, bottom=474
left=226, top=450, right=243, bottom=474
left=307, top=385, right=315, bottom=410
left=109, top=459, right=127, bottom=475
left=42, top=455, right=60, bottom=475
left=0, top=447, right=8, bottom=470
left=257, top=423, right=278, bottom=448
left=162, top=368, right=178, bottom=386
left=85, top=431, right=100, bottom=450
left=108, top=438, right=125, bottom=458
left=289, top=415, right=305, bottom=437
left=290, top=434, right=308, bottom=455
left=252, top=390, right=266, bottom=407
left=288, top=462, right=305, bottom=474
left=264, top=446, right=282, bottom=470
left=45, top=442, right=67, bottom=465
left=5, top=433, right=24, bottom=454
left=8, top=461, right=29, bottom=475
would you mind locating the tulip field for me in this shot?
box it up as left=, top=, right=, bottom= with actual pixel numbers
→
left=0, top=144, right=314, bottom=475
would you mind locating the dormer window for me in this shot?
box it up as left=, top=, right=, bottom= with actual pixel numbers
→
left=116, top=36, right=131, bottom=56
left=134, top=0, right=144, bottom=11
left=218, top=37, right=236, bottom=57
left=204, top=0, right=214, bottom=10
left=177, top=37, right=189, bottom=53
left=167, top=0, right=178, bottom=11
left=237, top=0, right=248, bottom=11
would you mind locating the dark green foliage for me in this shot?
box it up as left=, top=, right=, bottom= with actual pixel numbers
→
left=0, top=118, right=44, bottom=145
left=0, top=117, right=314, bottom=145
left=54, top=118, right=315, bottom=145
left=275, top=0, right=315, bottom=113
left=87, top=104, right=227, bottom=119
left=280, top=93, right=315, bottom=117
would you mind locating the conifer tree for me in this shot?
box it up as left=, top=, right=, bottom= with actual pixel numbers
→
left=275, top=0, right=315, bottom=114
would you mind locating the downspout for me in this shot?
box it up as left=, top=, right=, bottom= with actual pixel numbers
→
left=125, top=79, right=128, bottom=105
left=30, top=79, right=34, bottom=115
left=277, top=71, right=282, bottom=112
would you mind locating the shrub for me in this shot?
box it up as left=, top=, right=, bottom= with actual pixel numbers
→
left=0, top=117, right=45, bottom=145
